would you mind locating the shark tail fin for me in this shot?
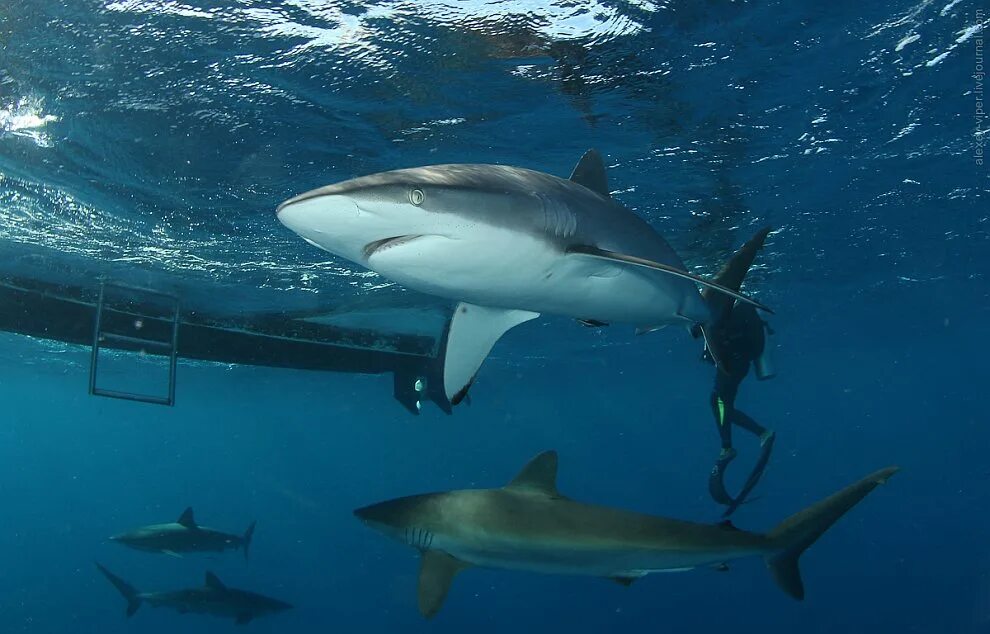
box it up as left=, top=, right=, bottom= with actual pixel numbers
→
left=95, top=562, right=142, bottom=618
left=764, top=466, right=899, bottom=600
left=704, top=227, right=772, bottom=324
left=242, top=521, right=257, bottom=562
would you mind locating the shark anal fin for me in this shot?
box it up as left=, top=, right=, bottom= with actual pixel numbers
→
left=418, top=551, right=470, bottom=619
left=566, top=245, right=773, bottom=314
left=204, top=571, right=226, bottom=591
left=440, top=302, right=539, bottom=404
left=506, top=451, right=560, bottom=497
left=177, top=507, right=197, bottom=528
left=568, top=149, right=610, bottom=198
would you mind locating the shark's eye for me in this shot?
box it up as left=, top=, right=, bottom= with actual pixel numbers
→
left=409, top=189, right=425, bottom=205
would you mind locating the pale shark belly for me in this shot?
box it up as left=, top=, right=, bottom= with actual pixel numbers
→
left=367, top=230, right=700, bottom=326
left=431, top=534, right=750, bottom=578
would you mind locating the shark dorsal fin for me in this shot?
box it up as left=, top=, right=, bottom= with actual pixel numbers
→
left=177, top=507, right=197, bottom=528
left=418, top=551, right=470, bottom=618
left=506, top=451, right=560, bottom=496
left=569, top=149, right=609, bottom=198
left=205, top=571, right=226, bottom=590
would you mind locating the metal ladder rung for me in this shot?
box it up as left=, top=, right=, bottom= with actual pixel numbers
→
left=90, top=282, right=180, bottom=406
left=100, top=332, right=173, bottom=351
left=89, top=389, right=172, bottom=406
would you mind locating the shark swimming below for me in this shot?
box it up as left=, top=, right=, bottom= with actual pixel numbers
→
left=354, top=451, right=898, bottom=618
left=110, top=507, right=256, bottom=561
left=96, top=564, right=292, bottom=625
left=277, top=151, right=772, bottom=405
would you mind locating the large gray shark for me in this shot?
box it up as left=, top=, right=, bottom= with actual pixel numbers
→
left=96, top=564, right=291, bottom=625
left=110, top=507, right=256, bottom=561
left=277, top=151, right=772, bottom=405
left=354, top=451, right=898, bottom=618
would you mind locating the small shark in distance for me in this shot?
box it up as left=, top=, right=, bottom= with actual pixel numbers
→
left=110, top=507, right=256, bottom=561
left=354, top=451, right=898, bottom=618
left=277, top=151, right=772, bottom=405
left=96, top=563, right=291, bottom=625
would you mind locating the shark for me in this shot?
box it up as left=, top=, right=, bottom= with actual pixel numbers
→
left=96, top=563, right=292, bottom=625
left=277, top=150, right=772, bottom=405
left=110, top=507, right=256, bottom=561
left=354, top=451, right=898, bottom=618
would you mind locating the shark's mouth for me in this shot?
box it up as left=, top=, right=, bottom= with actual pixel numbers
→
left=363, top=234, right=424, bottom=259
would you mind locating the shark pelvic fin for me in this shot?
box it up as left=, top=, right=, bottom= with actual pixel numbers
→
left=569, top=149, right=610, bottom=198
left=566, top=245, right=774, bottom=314
left=506, top=450, right=560, bottom=497
left=441, top=302, right=539, bottom=405
left=418, top=551, right=470, bottom=618
left=235, top=613, right=253, bottom=625
left=177, top=507, right=197, bottom=528
left=610, top=575, right=639, bottom=586
left=205, top=571, right=226, bottom=591
left=162, top=549, right=183, bottom=559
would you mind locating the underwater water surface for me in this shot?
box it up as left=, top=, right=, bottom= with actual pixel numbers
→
left=0, top=1, right=987, bottom=633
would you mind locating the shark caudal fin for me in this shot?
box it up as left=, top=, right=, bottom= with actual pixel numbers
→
left=703, top=227, right=772, bottom=324
left=765, top=466, right=899, bottom=599
left=95, top=562, right=142, bottom=618
left=439, top=302, right=539, bottom=405
left=242, top=521, right=257, bottom=562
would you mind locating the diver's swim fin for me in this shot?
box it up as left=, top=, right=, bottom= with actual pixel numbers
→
left=708, top=452, right=737, bottom=506
left=721, top=431, right=776, bottom=518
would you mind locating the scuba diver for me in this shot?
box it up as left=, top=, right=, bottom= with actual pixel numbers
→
left=698, top=227, right=776, bottom=517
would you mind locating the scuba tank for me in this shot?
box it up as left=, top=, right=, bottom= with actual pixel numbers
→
left=754, top=320, right=776, bottom=380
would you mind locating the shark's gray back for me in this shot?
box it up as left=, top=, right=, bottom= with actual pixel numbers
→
left=347, top=163, right=691, bottom=271
left=420, top=488, right=771, bottom=555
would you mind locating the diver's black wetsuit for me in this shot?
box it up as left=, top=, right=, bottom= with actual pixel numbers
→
left=709, top=302, right=768, bottom=451
left=700, top=226, right=775, bottom=514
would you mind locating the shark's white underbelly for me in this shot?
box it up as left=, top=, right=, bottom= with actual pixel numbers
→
left=367, top=229, right=702, bottom=327
left=431, top=534, right=749, bottom=578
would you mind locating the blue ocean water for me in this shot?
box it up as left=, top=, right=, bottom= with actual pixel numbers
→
left=0, top=1, right=987, bottom=632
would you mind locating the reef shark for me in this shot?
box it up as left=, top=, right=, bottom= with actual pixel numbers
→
left=277, top=151, right=772, bottom=405
left=354, top=451, right=898, bottom=618
left=110, top=507, right=256, bottom=561
left=96, top=564, right=291, bottom=625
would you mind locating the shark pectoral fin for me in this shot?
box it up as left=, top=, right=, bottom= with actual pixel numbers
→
left=177, top=507, right=197, bottom=528
left=417, top=551, right=470, bottom=619
left=441, top=302, right=539, bottom=405
left=506, top=451, right=561, bottom=497
left=566, top=245, right=773, bottom=314
left=161, top=549, right=183, bottom=559
left=569, top=149, right=610, bottom=197
left=235, top=613, right=253, bottom=626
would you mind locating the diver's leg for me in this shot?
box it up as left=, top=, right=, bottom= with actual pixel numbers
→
left=733, top=408, right=772, bottom=442
left=709, top=392, right=737, bottom=505
left=711, top=392, right=735, bottom=456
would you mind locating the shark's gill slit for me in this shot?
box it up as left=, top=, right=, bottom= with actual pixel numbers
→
left=362, top=234, right=423, bottom=259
